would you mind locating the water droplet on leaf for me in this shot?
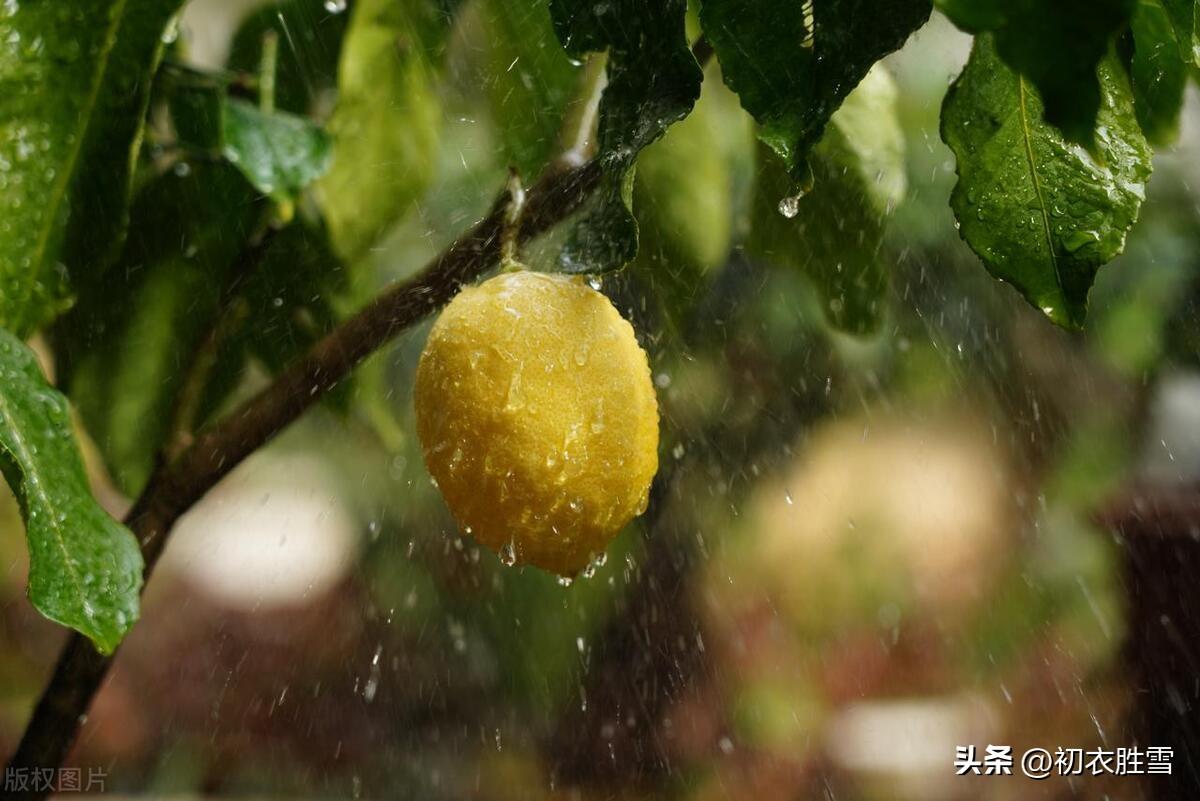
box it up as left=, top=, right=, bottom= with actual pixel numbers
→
left=778, top=192, right=804, bottom=218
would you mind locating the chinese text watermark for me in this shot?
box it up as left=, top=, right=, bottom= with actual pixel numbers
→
left=955, top=745, right=1172, bottom=779
left=3, top=767, right=107, bottom=794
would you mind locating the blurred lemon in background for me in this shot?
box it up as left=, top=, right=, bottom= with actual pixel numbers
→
left=705, top=416, right=1011, bottom=638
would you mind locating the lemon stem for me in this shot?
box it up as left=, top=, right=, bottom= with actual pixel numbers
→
left=499, top=168, right=527, bottom=271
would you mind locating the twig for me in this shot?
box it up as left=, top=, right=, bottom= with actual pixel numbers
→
left=160, top=59, right=260, bottom=94
left=3, top=159, right=601, bottom=793
left=258, top=30, right=279, bottom=114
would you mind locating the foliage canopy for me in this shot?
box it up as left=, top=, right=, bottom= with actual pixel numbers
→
left=0, top=0, right=1195, bottom=654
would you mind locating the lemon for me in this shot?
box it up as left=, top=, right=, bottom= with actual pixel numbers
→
left=415, top=270, right=659, bottom=576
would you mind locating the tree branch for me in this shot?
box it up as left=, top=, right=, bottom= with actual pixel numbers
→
left=3, top=159, right=602, bottom=791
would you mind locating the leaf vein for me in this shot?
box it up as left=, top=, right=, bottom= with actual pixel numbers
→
left=1016, top=77, right=1060, bottom=295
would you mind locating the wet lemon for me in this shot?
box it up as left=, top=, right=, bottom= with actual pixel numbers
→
left=415, top=270, right=659, bottom=576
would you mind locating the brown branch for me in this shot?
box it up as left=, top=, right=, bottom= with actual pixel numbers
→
left=3, top=159, right=601, bottom=793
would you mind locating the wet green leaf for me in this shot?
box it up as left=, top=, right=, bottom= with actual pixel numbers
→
left=941, top=36, right=1152, bottom=329
left=163, top=67, right=333, bottom=200
left=935, top=0, right=1136, bottom=144
left=223, top=99, right=332, bottom=202
left=698, top=0, right=930, bottom=182
left=57, top=165, right=257, bottom=496
left=1161, top=0, right=1200, bottom=66
left=317, top=0, right=444, bottom=261
left=477, top=0, right=579, bottom=177
left=549, top=0, right=703, bottom=273
left=1131, top=0, right=1189, bottom=144
left=0, top=329, right=142, bottom=654
left=747, top=66, right=906, bottom=334
left=0, top=0, right=184, bottom=336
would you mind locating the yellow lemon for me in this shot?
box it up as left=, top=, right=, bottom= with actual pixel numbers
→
left=415, top=270, right=659, bottom=576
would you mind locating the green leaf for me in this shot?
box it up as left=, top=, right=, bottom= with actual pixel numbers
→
left=747, top=65, right=906, bottom=334
left=222, top=221, right=347, bottom=378
left=1161, top=0, right=1200, bottom=66
left=227, top=0, right=349, bottom=116
left=57, top=164, right=257, bottom=496
left=0, top=329, right=142, bottom=654
left=166, top=68, right=226, bottom=153
left=822, top=65, right=909, bottom=213
left=162, top=68, right=333, bottom=200
left=628, top=63, right=756, bottom=335
left=1131, top=0, right=1190, bottom=144
left=317, top=0, right=444, bottom=261
left=698, top=0, right=930, bottom=181
left=223, top=98, right=332, bottom=202
left=941, top=36, right=1152, bottom=329
left=187, top=218, right=355, bottom=443
left=477, top=0, right=579, bottom=177
left=635, top=62, right=756, bottom=276
left=549, top=0, right=703, bottom=273
left=0, top=0, right=184, bottom=337
left=935, top=0, right=1136, bottom=144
